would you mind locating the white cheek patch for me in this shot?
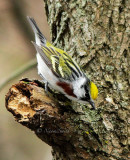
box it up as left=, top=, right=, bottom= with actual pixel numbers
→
left=73, top=77, right=86, bottom=98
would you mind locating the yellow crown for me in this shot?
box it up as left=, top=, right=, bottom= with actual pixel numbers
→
left=90, top=82, right=98, bottom=100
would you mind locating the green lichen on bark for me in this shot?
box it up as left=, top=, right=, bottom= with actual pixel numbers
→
left=43, top=0, right=129, bottom=159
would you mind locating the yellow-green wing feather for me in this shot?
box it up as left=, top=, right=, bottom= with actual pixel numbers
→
left=58, top=56, right=72, bottom=79
left=46, top=41, right=65, bottom=55
left=39, top=41, right=83, bottom=80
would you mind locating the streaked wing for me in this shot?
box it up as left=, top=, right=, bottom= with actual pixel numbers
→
left=32, top=42, right=52, bottom=68
left=33, top=42, right=83, bottom=81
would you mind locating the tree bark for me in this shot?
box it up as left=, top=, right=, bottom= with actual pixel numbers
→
left=6, top=0, right=129, bottom=160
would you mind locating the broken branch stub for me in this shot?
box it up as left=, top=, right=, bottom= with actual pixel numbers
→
left=5, top=79, right=72, bottom=146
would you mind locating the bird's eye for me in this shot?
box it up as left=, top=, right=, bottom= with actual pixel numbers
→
left=81, top=85, right=84, bottom=88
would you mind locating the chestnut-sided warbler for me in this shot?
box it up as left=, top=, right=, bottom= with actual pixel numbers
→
left=27, top=16, right=98, bottom=109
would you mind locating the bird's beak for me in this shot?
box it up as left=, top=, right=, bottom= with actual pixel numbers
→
left=89, top=100, right=96, bottom=110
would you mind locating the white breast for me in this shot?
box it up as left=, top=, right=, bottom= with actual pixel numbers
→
left=37, top=53, right=56, bottom=83
left=36, top=53, right=64, bottom=92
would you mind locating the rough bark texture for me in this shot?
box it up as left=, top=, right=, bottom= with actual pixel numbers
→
left=43, top=0, right=129, bottom=159
left=5, top=0, right=129, bottom=160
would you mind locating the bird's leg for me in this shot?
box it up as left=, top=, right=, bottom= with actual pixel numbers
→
left=39, top=73, right=49, bottom=93
left=45, top=81, right=48, bottom=93
left=39, top=73, right=46, bottom=83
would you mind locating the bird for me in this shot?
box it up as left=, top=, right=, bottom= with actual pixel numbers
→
left=27, top=16, right=98, bottom=109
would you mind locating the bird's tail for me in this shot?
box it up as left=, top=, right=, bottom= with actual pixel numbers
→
left=27, top=16, right=46, bottom=46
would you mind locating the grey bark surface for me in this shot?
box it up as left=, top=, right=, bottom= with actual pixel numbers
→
left=5, top=0, right=129, bottom=160
left=43, top=0, right=129, bottom=159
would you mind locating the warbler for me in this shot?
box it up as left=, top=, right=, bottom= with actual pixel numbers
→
left=27, top=16, right=98, bottom=109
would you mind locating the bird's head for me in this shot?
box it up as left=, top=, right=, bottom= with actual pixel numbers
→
left=78, top=80, right=98, bottom=109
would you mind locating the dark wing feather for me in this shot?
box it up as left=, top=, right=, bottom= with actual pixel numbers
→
left=32, top=42, right=52, bottom=68
left=33, top=42, right=84, bottom=81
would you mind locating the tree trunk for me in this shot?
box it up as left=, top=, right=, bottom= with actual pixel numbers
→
left=6, top=0, right=129, bottom=160
left=44, top=0, right=129, bottom=159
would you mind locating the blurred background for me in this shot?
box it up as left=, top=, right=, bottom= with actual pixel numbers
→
left=0, top=0, right=52, bottom=160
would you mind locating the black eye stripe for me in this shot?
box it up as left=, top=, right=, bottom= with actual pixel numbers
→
left=81, top=84, right=89, bottom=90
left=85, top=92, right=90, bottom=97
left=84, top=85, right=88, bottom=91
